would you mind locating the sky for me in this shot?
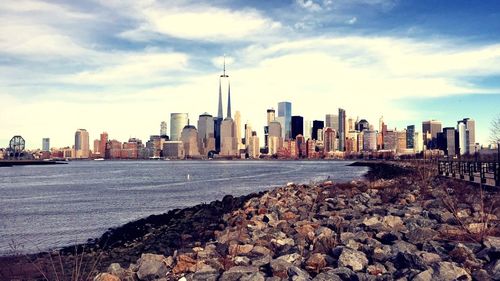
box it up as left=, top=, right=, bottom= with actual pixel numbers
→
left=1, top=0, right=499, bottom=149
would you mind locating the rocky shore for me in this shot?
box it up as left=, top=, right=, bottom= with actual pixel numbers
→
left=2, top=161, right=499, bottom=281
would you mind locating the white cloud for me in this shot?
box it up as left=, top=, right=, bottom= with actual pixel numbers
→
left=118, top=3, right=282, bottom=42
left=346, top=17, right=357, bottom=24
left=296, top=0, right=323, bottom=12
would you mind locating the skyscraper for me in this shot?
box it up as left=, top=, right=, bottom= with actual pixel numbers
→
left=268, top=121, right=282, bottom=155
left=170, top=113, right=189, bottom=141
left=198, top=113, right=215, bottom=156
left=422, top=120, right=442, bottom=149
left=220, top=117, right=237, bottom=156
left=215, top=55, right=231, bottom=153
left=443, top=127, right=458, bottom=156
left=181, top=125, right=200, bottom=157
left=291, top=116, right=304, bottom=139
left=160, top=121, right=168, bottom=137
left=304, top=120, right=312, bottom=140
left=457, top=118, right=475, bottom=155
left=325, top=114, right=339, bottom=132
left=267, top=109, right=275, bottom=125
left=234, top=110, right=243, bottom=150
left=100, top=132, right=108, bottom=158
left=75, top=129, right=89, bottom=158
left=42, top=138, right=50, bottom=152
left=406, top=125, right=415, bottom=149
left=324, top=128, right=336, bottom=153
left=312, top=120, right=324, bottom=140
left=278, top=102, right=292, bottom=140
left=338, top=108, right=346, bottom=151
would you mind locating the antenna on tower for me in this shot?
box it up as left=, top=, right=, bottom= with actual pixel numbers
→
left=220, top=54, right=228, bottom=78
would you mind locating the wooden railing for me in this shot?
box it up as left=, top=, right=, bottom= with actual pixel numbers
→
left=438, top=160, right=499, bottom=187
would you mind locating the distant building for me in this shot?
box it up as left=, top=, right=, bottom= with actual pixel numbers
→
left=181, top=125, right=200, bottom=157
left=457, top=118, right=475, bottom=155
left=100, top=132, right=108, bottom=158
left=443, top=127, right=459, bottom=156
left=312, top=120, right=324, bottom=140
left=338, top=108, right=346, bottom=151
left=406, top=125, right=415, bottom=149
left=291, top=116, right=304, bottom=139
left=363, top=130, right=377, bottom=151
left=248, top=131, right=260, bottom=159
left=422, top=120, right=442, bottom=149
left=268, top=121, right=282, bottom=155
left=220, top=117, right=238, bottom=157
left=93, top=139, right=101, bottom=155
left=278, top=102, right=292, bottom=140
left=324, top=127, right=336, bottom=153
left=384, top=130, right=397, bottom=152
left=198, top=113, right=216, bottom=156
left=170, top=113, right=189, bottom=141
left=42, top=138, right=50, bottom=152
left=356, top=119, right=369, bottom=132
left=74, top=129, right=89, bottom=158
left=160, top=121, right=168, bottom=137
left=234, top=110, right=244, bottom=150
left=325, top=114, right=338, bottom=132
left=396, top=130, right=407, bottom=153
left=163, top=141, right=185, bottom=159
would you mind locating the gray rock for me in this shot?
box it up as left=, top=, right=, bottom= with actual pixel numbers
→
left=392, top=252, right=428, bottom=271
left=312, top=270, right=342, bottom=281
left=412, top=269, right=434, bottom=281
left=471, top=269, right=492, bottom=281
left=191, top=265, right=219, bottom=281
left=432, top=262, right=471, bottom=281
left=220, top=266, right=259, bottom=281
left=252, top=254, right=272, bottom=267
left=329, top=267, right=359, bottom=281
left=270, top=259, right=294, bottom=278
left=239, top=272, right=265, bottom=281
left=136, top=253, right=168, bottom=281
left=491, top=259, right=500, bottom=280
left=391, top=240, right=418, bottom=254
left=405, top=228, right=438, bottom=245
left=338, top=248, right=368, bottom=272
left=288, top=266, right=311, bottom=281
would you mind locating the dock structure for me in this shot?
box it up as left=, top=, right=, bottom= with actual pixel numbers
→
left=438, top=160, right=499, bottom=187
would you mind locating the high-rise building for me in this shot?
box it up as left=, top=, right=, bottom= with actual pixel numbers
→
left=443, top=127, right=458, bottom=156
left=325, top=114, right=339, bottom=132
left=197, top=113, right=215, bottom=156
left=363, top=130, right=377, bottom=151
left=160, top=121, right=168, bottom=137
left=268, top=121, right=282, bottom=155
left=244, top=123, right=252, bottom=150
left=304, top=120, right=312, bottom=140
left=75, top=129, right=90, bottom=158
left=338, top=108, right=346, bottom=151
left=383, top=130, right=397, bottom=151
left=42, top=138, right=50, bottom=152
left=324, top=128, right=336, bottom=153
left=278, top=102, right=292, bottom=140
left=406, top=125, right=415, bottom=149
left=347, top=117, right=355, bottom=132
left=249, top=131, right=260, bottom=159
left=267, top=109, right=275, bottom=125
left=215, top=56, right=232, bottom=153
left=234, top=110, right=243, bottom=150
left=457, top=118, right=475, bottom=155
left=312, top=120, right=324, bottom=140
left=397, top=130, right=407, bottom=153
left=413, top=132, right=423, bottom=153
left=356, top=119, right=369, bottom=132
left=422, top=120, right=442, bottom=149
left=100, top=132, right=108, bottom=158
left=181, top=125, right=200, bottom=157
left=291, top=116, right=304, bottom=139
left=93, top=139, right=100, bottom=155
left=170, top=113, right=189, bottom=141
left=220, top=117, right=237, bottom=156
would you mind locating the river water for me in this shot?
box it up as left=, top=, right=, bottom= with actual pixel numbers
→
left=0, top=160, right=368, bottom=255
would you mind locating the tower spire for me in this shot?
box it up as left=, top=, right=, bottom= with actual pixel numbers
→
left=220, top=54, right=228, bottom=78
left=227, top=82, right=232, bottom=118
left=217, top=78, right=223, bottom=118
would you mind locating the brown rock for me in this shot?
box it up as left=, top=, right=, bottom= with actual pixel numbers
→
left=229, top=244, right=254, bottom=256
left=305, top=253, right=327, bottom=273
left=172, top=254, right=197, bottom=274
left=93, top=273, right=120, bottom=281
left=282, top=211, right=297, bottom=220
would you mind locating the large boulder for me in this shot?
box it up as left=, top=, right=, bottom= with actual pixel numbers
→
left=219, top=266, right=259, bottom=281
left=337, top=248, right=368, bottom=272
left=136, top=253, right=169, bottom=281
left=432, top=262, right=471, bottom=281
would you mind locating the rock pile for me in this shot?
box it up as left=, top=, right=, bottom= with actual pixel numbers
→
left=95, top=172, right=500, bottom=281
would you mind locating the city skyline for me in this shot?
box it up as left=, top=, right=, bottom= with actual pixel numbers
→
left=1, top=1, right=500, bottom=148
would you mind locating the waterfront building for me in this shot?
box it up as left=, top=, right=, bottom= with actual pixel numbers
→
left=170, top=113, right=189, bottom=141
left=163, top=141, right=185, bottom=159
left=325, top=114, right=338, bottom=132
left=346, top=131, right=358, bottom=153
left=197, top=113, right=215, bottom=156
left=234, top=110, right=244, bottom=150
left=220, top=118, right=237, bottom=156
left=363, top=130, right=377, bottom=151
left=244, top=123, right=252, bottom=150
left=384, top=130, right=397, bottom=152
left=121, top=138, right=141, bottom=159
left=278, top=102, right=292, bottom=140
left=74, top=129, right=89, bottom=158
left=396, top=130, right=407, bottom=153
left=249, top=132, right=260, bottom=159
left=413, top=132, right=423, bottom=153
left=317, top=128, right=324, bottom=142
left=356, top=119, right=369, bottom=132
left=457, top=118, right=475, bottom=155
left=312, top=120, right=324, bottom=140
left=443, top=127, right=458, bottom=156
left=93, top=139, right=100, bottom=155
left=108, top=139, right=122, bottom=159
left=100, top=132, right=108, bottom=158
left=264, top=109, right=275, bottom=150
left=42, top=138, right=50, bottom=152
left=338, top=108, right=346, bottom=151
left=422, top=120, right=442, bottom=149
left=306, top=139, right=316, bottom=158
left=406, top=125, right=415, bottom=149
left=268, top=121, right=282, bottom=155
left=295, top=134, right=306, bottom=157
left=181, top=125, right=200, bottom=157
left=291, top=116, right=304, bottom=139
left=324, top=127, right=336, bottom=153
left=160, top=121, right=168, bottom=137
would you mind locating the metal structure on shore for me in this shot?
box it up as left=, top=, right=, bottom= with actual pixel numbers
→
left=438, top=160, right=499, bottom=187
